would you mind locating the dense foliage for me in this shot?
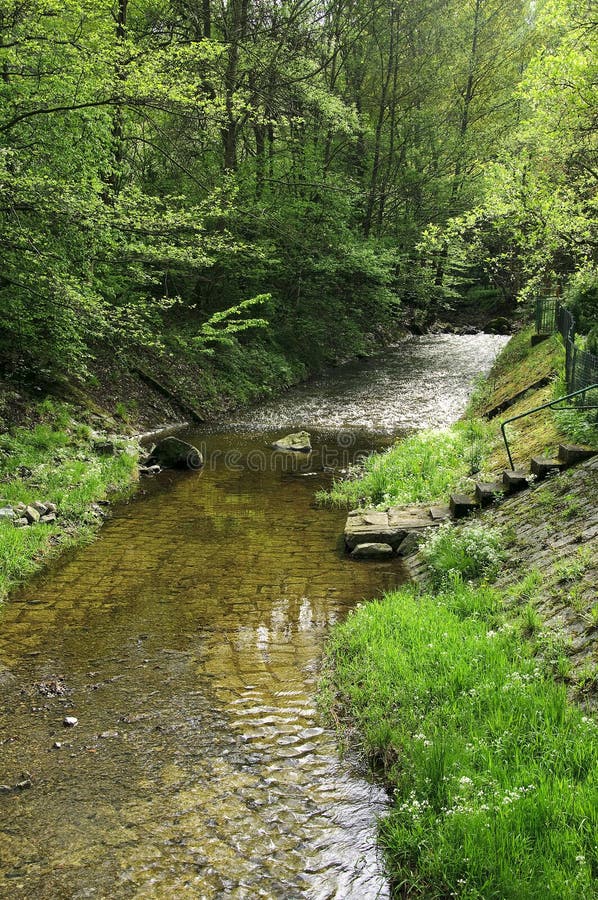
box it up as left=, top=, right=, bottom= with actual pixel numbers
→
left=0, top=0, right=595, bottom=377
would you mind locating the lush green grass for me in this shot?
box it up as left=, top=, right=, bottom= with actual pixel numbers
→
left=316, top=419, right=490, bottom=508
left=0, top=404, right=138, bottom=600
left=421, top=521, right=505, bottom=588
left=323, top=578, right=598, bottom=899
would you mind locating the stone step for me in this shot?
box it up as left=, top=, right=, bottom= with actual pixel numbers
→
left=429, top=505, right=452, bottom=521
left=449, top=494, right=479, bottom=519
left=502, top=469, right=529, bottom=493
left=530, top=455, right=566, bottom=480
left=475, top=481, right=503, bottom=506
left=558, top=444, right=596, bottom=466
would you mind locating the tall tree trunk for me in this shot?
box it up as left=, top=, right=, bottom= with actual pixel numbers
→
left=363, top=5, right=397, bottom=237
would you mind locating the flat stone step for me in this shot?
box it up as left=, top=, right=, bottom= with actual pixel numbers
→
left=344, top=503, right=439, bottom=552
left=429, top=505, right=452, bottom=521
left=449, top=494, right=479, bottom=519
left=502, top=469, right=529, bottom=493
left=558, top=444, right=596, bottom=466
left=475, top=482, right=503, bottom=506
left=530, top=456, right=566, bottom=480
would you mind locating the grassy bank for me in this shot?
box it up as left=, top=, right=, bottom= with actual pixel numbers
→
left=320, top=327, right=598, bottom=896
left=0, top=401, right=138, bottom=601
left=318, top=326, right=597, bottom=509
left=323, top=574, right=598, bottom=898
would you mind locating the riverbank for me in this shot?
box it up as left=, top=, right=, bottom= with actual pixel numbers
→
left=320, top=326, right=598, bottom=897
left=0, top=320, right=404, bottom=602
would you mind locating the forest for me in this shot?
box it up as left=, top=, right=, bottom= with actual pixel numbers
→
left=0, top=0, right=596, bottom=386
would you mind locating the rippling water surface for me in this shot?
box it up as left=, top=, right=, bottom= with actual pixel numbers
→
left=0, top=335, right=507, bottom=898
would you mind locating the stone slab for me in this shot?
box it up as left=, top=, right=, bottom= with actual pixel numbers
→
left=429, top=505, right=452, bottom=521
left=530, top=456, right=565, bottom=480
left=344, top=526, right=407, bottom=550
left=475, top=482, right=503, bottom=506
left=351, top=543, right=394, bottom=560
left=362, top=511, right=390, bottom=526
left=558, top=444, right=595, bottom=466
left=450, top=494, right=479, bottom=518
left=502, top=469, right=529, bottom=493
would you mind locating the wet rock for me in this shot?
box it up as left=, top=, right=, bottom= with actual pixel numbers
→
left=486, top=316, right=511, bottom=334
left=272, top=431, right=312, bottom=453
left=147, top=437, right=203, bottom=470
left=351, top=542, right=394, bottom=560
left=63, top=716, right=78, bottom=727
left=139, top=464, right=161, bottom=477
left=24, top=506, right=40, bottom=524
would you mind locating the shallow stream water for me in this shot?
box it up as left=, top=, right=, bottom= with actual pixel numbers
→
left=0, top=335, right=507, bottom=899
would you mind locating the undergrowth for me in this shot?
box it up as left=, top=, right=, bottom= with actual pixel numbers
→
left=0, top=403, right=137, bottom=600
left=316, top=419, right=490, bottom=508
left=322, top=574, right=598, bottom=898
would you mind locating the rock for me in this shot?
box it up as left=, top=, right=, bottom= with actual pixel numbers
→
left=139, top=464, right=161, bottom=477
left=429, top=505, right=452, bottom=521
left=45, top=502, right=57, bottom=514
left=32, top=501, right=48, bottom=515
left=99, top=730, right=119, bottom=739
left=63, top=716, right=78, bottom=727
left=351, top=542, right=394, bottom=560
left=0, top=507, right=15, bottom=519
left=53, top=742, right=62, bottom=749
left=486, top=316, right=511, bottom=334
left=272, top=431, right=312, bottom=453
left=13, top=517, right=29, bottom=528
left=397, top=532, right=424, bottom=557
left=345, top=524, right=407, bottom=550
left=40, top=513, right=57, bottom=524
left=147, top=437, right=203, bottom=470
left=93, top=440, right=115, bottom=456
left=24, top=506, right=40, bottom=524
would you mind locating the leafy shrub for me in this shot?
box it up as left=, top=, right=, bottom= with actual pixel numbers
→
left=421, top=522, right=504, bottom=586
left=564, top=268, right=598, bottom=335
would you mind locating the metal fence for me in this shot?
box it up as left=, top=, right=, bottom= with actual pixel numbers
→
left=535, top=296, right=598, bottom=403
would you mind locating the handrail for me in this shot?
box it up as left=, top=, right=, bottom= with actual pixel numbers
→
left=501, top=383, right=598, bottom=470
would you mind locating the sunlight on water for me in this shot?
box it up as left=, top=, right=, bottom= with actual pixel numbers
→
left=0, top=335, right=507, bottom=898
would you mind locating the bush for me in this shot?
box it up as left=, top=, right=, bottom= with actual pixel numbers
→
left=564, top=268, right=598, bottom=335
left=421, top=522, right=504, bottom=587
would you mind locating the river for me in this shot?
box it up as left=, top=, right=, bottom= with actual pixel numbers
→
left=0, top=334, right=507, bottom=899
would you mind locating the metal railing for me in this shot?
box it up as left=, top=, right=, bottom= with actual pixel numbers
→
left=501, top=384, right=598, bottom=471
left=535, top=296, right=597, bottom=397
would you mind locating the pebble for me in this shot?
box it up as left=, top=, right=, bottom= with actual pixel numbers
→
left=63, top=716, right=78, bottom=727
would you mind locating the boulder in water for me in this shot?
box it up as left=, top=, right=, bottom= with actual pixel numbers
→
left=147, top=437, right=203, bottom=470
left=272, top=431, right=312, bottom=453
